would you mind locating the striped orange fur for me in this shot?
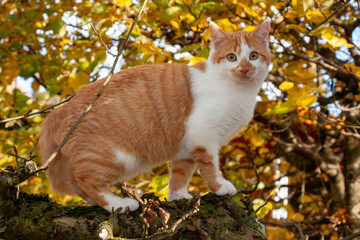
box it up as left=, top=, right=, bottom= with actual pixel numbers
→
left=39, top=21, right=271, bottom=212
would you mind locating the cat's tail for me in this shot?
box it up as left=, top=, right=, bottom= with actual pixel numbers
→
left=39, top=110, right=75, bottom=196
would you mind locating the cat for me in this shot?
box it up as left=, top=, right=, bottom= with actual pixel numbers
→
left=39, top=20, right=271, bottom=213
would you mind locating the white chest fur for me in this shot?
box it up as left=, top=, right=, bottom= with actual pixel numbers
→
left=183, top=63, right=260, bottom=152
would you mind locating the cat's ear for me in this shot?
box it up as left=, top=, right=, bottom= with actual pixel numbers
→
left=252, top=20, right=270, bottom=47
left=209, top=21, right=227, bottom=50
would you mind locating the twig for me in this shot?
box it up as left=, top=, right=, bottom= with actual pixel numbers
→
left=295, top=223, right=308, bottom=240
left=27, top=141, right=38, bottom=160
left=236, top=146, right=261, bottom=195
left=8, top=150, right=27, bottom=163
left=168, top=199, right=200, bottom=233
left=90, top=23, right=117, bottom=57
left=255, top=196, right=271, bottom=213
left=341, top=232, right=360, bottom=240
left=121, top=185, right=144, bottom=205
left=0, top=94, right=76, bottom=124
left=34, top=0, right=149, bottom=174
left=260, top=218, right=332, bottom=229
left=145, top=198, right=200, bottom=239
left=140, top=199, right=150, bottom=238
left=12, top=146, right=20, bottom=166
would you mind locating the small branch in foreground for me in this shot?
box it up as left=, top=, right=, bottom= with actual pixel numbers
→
left=342, top=232, right=360, bottom=240
left=295, top=223, right=308, bottom=240
left=90, top=23, right=117, bottom=57
left=255, top=196, right=271, bottom=213
left=145, top=198, right=201, bottom=239
left=236, top=146, right=261, bottom=195
left=121, top=184, right=144, bottom=205
left=0, top=94, right=76, bottom=124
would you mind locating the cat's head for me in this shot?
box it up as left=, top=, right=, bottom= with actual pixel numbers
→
left=208, top=21, right=271, bottom=84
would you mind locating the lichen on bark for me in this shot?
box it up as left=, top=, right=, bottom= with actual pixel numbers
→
left=0, top=180, right=266, bottom=240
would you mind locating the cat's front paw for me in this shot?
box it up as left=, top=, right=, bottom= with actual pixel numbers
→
left=119, top=198, right=140, bottom=213
left=215, top=178, right=237, bottom=196
left=168, top=190, right=192, bottom=201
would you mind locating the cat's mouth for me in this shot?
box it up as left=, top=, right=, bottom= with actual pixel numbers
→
left=236, top=75, right=251, bottom=82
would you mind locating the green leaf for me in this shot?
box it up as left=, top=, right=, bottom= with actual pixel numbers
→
left=149, top=174, right=169, bottom=193
left=20, top=64, right=37, bottom=78
left=49, top=18, right=66, bottom=37
left=181, top=44, right=200, bottom=53
left=161, top=6, right=182, bottom=21
left=266, top=101, right=295, bottom=115
left=309, top=26, right=326, bottom=36
left=196, top=48, right=209, bottom=58
left=5, top=14, right=18, bottom=21
left=36, top=92, right=50, bottom=107
left=92, top=4, right=108, bottom=14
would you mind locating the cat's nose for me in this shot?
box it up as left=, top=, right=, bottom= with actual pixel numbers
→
left=240, top=68, right=249, bottom=75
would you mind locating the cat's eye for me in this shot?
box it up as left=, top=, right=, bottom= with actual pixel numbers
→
left=227, top=53, right=237, bottom=62
left=249, top=51, right=258, bottom=60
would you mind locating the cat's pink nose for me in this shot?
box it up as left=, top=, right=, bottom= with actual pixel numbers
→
left=240, top=68, right=249, bottom=75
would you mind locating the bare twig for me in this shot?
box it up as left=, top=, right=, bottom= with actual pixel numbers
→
left=0, top=94, right=76, bottom=124
left=236, top=146, right=261, bottom=195
left=255, top=196, right=271, bottom=213
left=342, top=232, right=360, bottom=240
left=34, top=0, right=149, bottom=174
left=145, top=198, right=200, bottom=239
left=295, top=223, right=308, bottom=240
left=121, top=185, right=144, bottom=205
left=90, top=23, right=117, bottom=57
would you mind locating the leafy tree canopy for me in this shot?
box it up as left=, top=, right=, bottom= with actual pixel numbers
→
left=1, top=0, right=360, bottom=239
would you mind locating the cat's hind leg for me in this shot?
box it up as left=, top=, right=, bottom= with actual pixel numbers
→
left=72, top=161, right=139, bottom=213
left=168, top=159, right=196, bottom=201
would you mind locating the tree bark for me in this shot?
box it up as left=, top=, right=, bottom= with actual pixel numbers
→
left=0, top=167, right=266, bottom=240
left=344, top=136, right=360, bottom=233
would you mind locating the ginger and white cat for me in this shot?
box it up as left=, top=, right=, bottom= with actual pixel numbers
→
left=39, top=21, right=271, bottom=213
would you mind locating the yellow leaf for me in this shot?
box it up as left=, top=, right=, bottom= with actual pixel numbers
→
left=317, top=87, right=327, bottom=94
left=292, top=213, right=305, bottom=221
left=328, top=36, right=347, bottom=48
left=69, top=72, right=89, bottom=91
left=214, top=19, right=238, bottom=32
left=243, top=26, right=257, bottom=31
left=253, top=199, right=273, bottom=218
left=189, top=57, right=206, bottom=66
left=292, top=0, right=314, bottom=15
left=170, top=20, right=180, bottom=30
left=279, top=81, right=294, bottom=91
left=306, top=10, right=325, bottom=24
left=236, top=3, right=261, bottom=21
left=297, top=93, right=317, bottom=108
left=60, top=39, right=71, bottom=47
left=114, top=0, right=132, bottom=7
left=180, top=13, right=195, bottom=24
left=229, top=148, right=247, bottom=161
left=35, top=21, right=43, bottom=28
left=322, top=27, right=347, bottom=48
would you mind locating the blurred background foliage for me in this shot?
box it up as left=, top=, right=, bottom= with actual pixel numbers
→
left=1, top=0, right=360, bottom=239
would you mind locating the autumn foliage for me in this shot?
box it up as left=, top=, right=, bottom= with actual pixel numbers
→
left=1, top=0, right=360, bottom=239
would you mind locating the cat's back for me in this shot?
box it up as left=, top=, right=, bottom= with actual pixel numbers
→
left=40, top=63, right=194, bottom=162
